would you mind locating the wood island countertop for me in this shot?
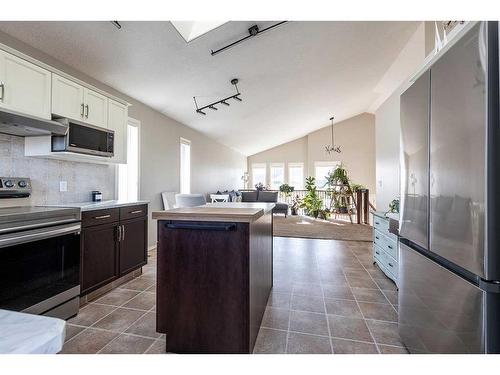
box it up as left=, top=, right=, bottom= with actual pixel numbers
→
left=152, top=202, right=275, bottom=223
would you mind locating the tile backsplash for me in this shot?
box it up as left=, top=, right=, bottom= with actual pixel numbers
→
left=0, top=134, right=115, bottom=207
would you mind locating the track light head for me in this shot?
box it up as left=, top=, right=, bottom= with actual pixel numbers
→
left=221, top=100, right=230, bottom=106
left=197, top=110, right=206, bottom=115
left=209, top=105, right=218, bottom=111
left=233, top=95, right=242, bottom=102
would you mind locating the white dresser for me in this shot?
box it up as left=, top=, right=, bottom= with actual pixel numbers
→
left=372, top=211, right=398, bottom=285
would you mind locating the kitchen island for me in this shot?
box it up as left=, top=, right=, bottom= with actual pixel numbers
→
left=152, top=202, right=274, bottom=353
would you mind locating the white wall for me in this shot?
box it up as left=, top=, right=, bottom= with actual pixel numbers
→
left=248, top=113, right=375, bottom=198
left=373, top=22, right=429, bottom=212
left=0, top=31, right=247, bottom=247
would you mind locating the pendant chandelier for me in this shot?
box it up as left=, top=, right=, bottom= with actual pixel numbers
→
left=325, top=116, right=341, bottom=154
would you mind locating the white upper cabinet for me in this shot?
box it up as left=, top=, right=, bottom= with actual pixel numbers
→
left=108, top=99, right=128, bottom=164
left=51, top=74, right=85, bottom=120
left=52, top=74, right=109, bottom=129
left=84, top=88, right=108, bottom=128
left=0, top=50, right=51, bottom=119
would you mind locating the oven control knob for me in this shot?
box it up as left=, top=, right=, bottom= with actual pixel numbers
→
left=4, top=180, right=14, bottom=188
left=18, top=180, right=27, bottom=188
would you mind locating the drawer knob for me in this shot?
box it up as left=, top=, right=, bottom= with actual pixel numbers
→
left=388, top=263, right=393, bottom=267
left=375, top=222, right=380, bottom=225
left=388, top=245, right=393, bottom=249
left=94, top=214, right=111, bottom=220
left=375, top=236, right=379, bottom=240
left=375, top=251, right=380, bottom=255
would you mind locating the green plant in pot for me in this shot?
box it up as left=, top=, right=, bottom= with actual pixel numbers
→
left=300, top=176, right=324, bottom=218
left=279, top=183, right=295, bottom=197
left=290, top=194, right=301, bottom=215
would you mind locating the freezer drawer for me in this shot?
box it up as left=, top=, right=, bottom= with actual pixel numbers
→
left=399, top=242, right=485, bottom=353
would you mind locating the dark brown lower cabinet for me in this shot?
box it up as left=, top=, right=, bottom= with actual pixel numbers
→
left=80, top=205, right=148, bottom=295
left=81, top=222, right=119, bottom=293
left=156, top=210, right=273, bottom=353
left=119, top=217, right=148, bottom=275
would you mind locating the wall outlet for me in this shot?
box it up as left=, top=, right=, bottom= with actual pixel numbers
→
left=59, top=181, right=68, bottom=192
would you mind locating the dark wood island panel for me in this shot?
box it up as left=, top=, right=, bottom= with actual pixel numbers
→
left=155, top=204, right=273, bottom=353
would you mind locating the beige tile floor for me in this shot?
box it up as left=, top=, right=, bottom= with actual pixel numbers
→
left=61, top=236, right=408, bottom=354
left=61, top=251, right=164, bottom=354
left=253, top=237, right=407, bottom=354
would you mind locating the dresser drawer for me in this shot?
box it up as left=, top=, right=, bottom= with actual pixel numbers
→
left=384, top=252, right=398, bottom=278
left=373, top=215, right=389, bottom=232
left=373, top=229, right=388, bottom=249
left=120, top=204, right=148, bottom=221
left=384, top=235, right=398, bottom=260
left=82, top=208, right=119, bottom=227
left=373, top=244, right=384, bottom=263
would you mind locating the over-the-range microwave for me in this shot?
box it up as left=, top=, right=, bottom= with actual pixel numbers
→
left=51, top=118, right=114, bottom=157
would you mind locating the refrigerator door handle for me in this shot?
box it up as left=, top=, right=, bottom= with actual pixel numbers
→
left=479, top=279, right=500, bottom=293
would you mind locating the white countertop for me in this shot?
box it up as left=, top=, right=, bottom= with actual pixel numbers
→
left=152, top=202, right=275, bottom=223
left=0, top=309, right=66, bottom=354
left=47, top=199, right=149, bottom=212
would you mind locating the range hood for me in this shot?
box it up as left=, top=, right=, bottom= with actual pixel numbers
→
left=0, top=108, right=68, bottom=137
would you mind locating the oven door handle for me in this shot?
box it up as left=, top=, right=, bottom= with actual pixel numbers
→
left=0, top=223, right=81, bottom=248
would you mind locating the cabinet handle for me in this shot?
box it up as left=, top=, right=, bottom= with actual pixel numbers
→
left=0, top=82, right=4, bottom=101
left=85, top=104, right=89, bottom=118
left=80, top=103, right=85, bottom=117
left=130, top=210, right=143, bottom=214
left=94, top=214, right=111, bottom=220
left=121, top=225, right=125, bottom=241
left=116, top=225, right=122, bottom=242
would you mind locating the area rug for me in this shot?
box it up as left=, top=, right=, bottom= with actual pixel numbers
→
left=273, top=215, right=373, bottom=242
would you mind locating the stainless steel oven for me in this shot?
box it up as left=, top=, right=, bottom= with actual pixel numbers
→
left=0, top=205, right=81, bottom=320
left=51, top=118, right=114, bottom=157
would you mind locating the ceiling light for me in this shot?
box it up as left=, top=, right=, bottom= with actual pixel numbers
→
left=325, top=116, right=341, bottom=154
left=193, top=79, right=242, bottom=116
left=211, top=21, right=288, bottom=56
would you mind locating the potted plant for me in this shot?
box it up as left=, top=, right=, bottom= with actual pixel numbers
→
left=254, top=182, right=265, bottom=191
left=279, top=183, right=295, bottom=197
left=290, top=194, right=301, bottom=215
left=300, top=177, right=323, bottom=218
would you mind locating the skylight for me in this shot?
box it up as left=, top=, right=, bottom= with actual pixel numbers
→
left=171, top=21, right=227, bottom=42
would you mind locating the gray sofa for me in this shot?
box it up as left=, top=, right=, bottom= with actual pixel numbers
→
left=241, top=190, right=289, bottom=217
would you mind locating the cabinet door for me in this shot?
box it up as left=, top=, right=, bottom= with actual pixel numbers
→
left=51, top=74, right=85, bottom=120
left=84, top=88, right=108, bottom=128
left=108, top=99, right=128, bottom=163
left=0, top=50, right=51, bottom=119
left=81, top=222, right=119, bottom=294
left=119, top=217, right=147, bottom=276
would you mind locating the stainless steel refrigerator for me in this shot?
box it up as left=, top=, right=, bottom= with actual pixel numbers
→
left=399, top=21, right=500, bottom=354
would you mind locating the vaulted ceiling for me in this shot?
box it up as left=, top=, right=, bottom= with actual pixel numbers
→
left=0, top=21, right=419, bottom=155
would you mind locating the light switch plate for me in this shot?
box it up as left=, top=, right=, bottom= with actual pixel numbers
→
left=59, top=181, right=68, bottom=192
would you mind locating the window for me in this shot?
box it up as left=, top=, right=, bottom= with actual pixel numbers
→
left=270, top=163, right=284, bottom=190
left=118, top=119, right=140, bottom=201
left=180, top=138, right=191, bottom=194
left=288, top=162, right=304, bottom=189
left=252, top=163, right=266, bottom=187
left=314, top=161, right=340, bottom=189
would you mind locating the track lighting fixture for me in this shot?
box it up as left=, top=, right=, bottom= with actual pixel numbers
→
left=211, top=21, right=288, bottom=56
left=193, top=79, right=242, bottom=116
left=110, top=21, right=122, bottom=29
